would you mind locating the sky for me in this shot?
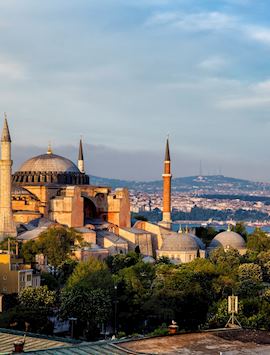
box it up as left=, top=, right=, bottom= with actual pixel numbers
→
left=1, top=0, right=270, bottom=181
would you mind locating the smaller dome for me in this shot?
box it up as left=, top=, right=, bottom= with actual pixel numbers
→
left=210, top=230, right=246, bottom=250
left=161, top=232, right=198, bottom=251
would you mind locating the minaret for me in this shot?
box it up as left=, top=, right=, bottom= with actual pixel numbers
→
left=0, top=115, right=17, bottom=240
left=159, top=137, right=172, bottom=229
left=78, top=138, right=85, bottom=173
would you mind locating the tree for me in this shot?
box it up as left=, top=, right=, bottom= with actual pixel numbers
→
left=18, top=286, right=56, bottom=311
left=21, top=240, right=39, bottom=263
left=232, top=222, right=248, bottom=241
left=60, top=284, right=111, bottom=339
left=156, top=256, right=172, bottom=265
left=247, top=228, right=270, bottom=253
left=37, top=226, right=81, bottom=267
left=238, top=263, right=263, bottom=283
left=67, top=257, right=111, bottom=289
left=105, top=252, right=141, bottom=274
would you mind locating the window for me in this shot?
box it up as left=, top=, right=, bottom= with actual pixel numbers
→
left=2, top=287, right=7, bottom=292
left=2, top=275, right=7, bottom=281
left=26, top=274, right=32, bottom=282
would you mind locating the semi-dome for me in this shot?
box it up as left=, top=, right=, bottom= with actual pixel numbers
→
left=12, top=185, right=37, bottom=199
left=161, top=232, right=198, bottom=251
left=13, top=149, right=89, bottom=185
left=209, top=230, right=246, bottom=250
left=18, top=153, right=80, bottom=173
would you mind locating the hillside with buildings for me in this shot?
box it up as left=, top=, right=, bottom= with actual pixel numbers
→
left=91, top=174, right=270, bottom=195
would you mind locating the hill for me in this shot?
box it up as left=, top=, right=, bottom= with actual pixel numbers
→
left=90, top=175, right=270, bottom=194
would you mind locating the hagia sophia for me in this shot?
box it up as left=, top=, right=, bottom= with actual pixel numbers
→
left=0, top=116, right=247, bottom=267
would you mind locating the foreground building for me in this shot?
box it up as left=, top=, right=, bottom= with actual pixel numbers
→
left=0, top=251, right=40, bottom=294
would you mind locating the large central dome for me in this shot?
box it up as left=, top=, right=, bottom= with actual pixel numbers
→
left=18, top=153, right=80, bottom=173
left=13, top=150, right=89, bottom=185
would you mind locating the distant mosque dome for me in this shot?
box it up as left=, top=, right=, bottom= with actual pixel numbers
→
left=209, top=230, right=246, bottom=250
left=161, top=232, right=198, bottom=251
left=13, top=147, right=89, bottom=185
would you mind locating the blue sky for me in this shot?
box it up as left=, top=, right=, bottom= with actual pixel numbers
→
left=1, top=0, right=270, bottom=180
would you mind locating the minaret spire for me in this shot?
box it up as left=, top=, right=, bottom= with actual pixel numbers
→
left=0, top=114, right=17, bottom=240
left=165, top=136, right=170, bottom=161
left=159, top=137, right=172, bottom=229
left=78, top=138, right=85, bottom=174
left=1, top=113, right=11, bottom=143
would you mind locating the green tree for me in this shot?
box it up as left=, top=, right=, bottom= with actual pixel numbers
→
left=18, top=286, right=56, bottom=310
left=60, top=284, right=111, bottom=339
left=67, top=257, right=111, bottom=289
left=232, top=222, right=248, bottom=241
left=238, top=263, right=263, bottom=283
left=37, top=226, right=81, bottom=267
left=247, top=228, right=270, bottom=253
left=105, top=252, right=141, bottom=274
left=21, top=240, right=39, bottom=263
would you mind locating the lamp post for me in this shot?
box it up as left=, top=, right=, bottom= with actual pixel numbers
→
left=68, top=317, right=77, bottom=338
left=114, top=285, right=118, bottom=336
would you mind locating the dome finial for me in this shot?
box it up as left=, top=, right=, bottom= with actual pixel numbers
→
left=185, top=225, right=189, bottom=233
left=178, top=224, right=183, bottom=234
left=47, top=141, right=52, bottom=155
left=227, top=224, right=231, bottom=232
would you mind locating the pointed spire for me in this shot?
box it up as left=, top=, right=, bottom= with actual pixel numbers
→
left=178, top=225, right=183, bottom=234
left=185, top=225, right=189, bottom=233
left=165, top=137, right=170, bottom=161
left=47, top=142, right=52, bottom=155
left=78, top=138, right=84, bottom=161
left=1, top=113, right=11, bottom=143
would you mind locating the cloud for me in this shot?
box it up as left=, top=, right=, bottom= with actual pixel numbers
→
left=246, top=26, right=270, bottom=44
left=145, top=11, right=237, bottom=32
left=145, top=9, right=270, bottom=49
left=218, top=79, right=270, bottom=109
left=198, top=56, right=229, bottom=71
left=0, top=57, right=26, bottom=80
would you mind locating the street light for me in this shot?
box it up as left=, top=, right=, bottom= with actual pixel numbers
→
left=68, top=317, right=77, bottom=338
left=114, top=285, right=118, bottom=336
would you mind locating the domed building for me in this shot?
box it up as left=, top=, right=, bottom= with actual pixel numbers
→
left=0, top=118, right=131, bottom=234
left=208, top=226, right=247, bottom=255
left=156, top=227, right=206, bottom=264
left=13, top=148, right=89, bottom=185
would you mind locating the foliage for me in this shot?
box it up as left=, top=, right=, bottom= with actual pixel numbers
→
left=18, top=286, right=56, bottom=311
left=238, top=263, right=263, bottom=283
left=0, top=306, right=54, bottom=334
left=247, top=228, right=270, bottom=253
left=60, top=284, right=111, bottom=339
left=232, top=222, right=248, bottom=240
left=41, top=272, right=59, bottom=290
left=105, top=252, right=141, bottom=274
left=36, top=226, right=81, bottom=267
left=67, top=257, right=112, bottom=289
left=21, top=240, right=39, bottom=263
left=156, top=256, right=172, bottom=265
